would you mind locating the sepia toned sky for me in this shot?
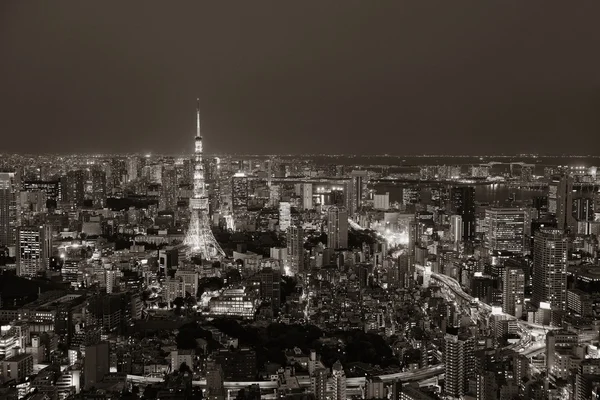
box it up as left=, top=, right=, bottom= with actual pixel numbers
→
left=1, top=1, right=599, bottom=155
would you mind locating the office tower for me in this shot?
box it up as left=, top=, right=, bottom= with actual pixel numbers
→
left=311, top=368, right=328, bottom=400
left=331, top=360, right=347, bottom=400
left=231, top=172, right=249, bottom=212
left=302, top=183, right=313, bottom=210
left=573, top=197, right=594, bottom=223
left=183, top=100, right=225, bottom=259
left=343, top=180, right=354, bottom=215
left=65, top=170, right=86, bottom=205
left=449, top=215, right=463, bottom=244
left=279, top=201, right=291, bottom=231
left=108, top=158, right=126, bottom=188
left=17, top=225, right=52, bottom=277
left=327, top=206, right=348, bottom=250
left=520, top=164, right=534, bottom=182
left=258, top=267, right=281, bottom=313
left=575, top=360, right=600, bottom=400
left=532, top=229, right=568, bottom=314
left=181, top=158, right=193, bottom=185
left=158, top=247, right=179, bottom=275
left=449, top=186, right=475, bottom=242
left=174, top=269, right=199, bottom=297
left=22, top=180, right=61, bottom=201
left=89, top=169, right=107, bottom=207
left=286, top=225, right=304, bottom=275
left=546, top=330, right=578, bottom=376
left=549, top=175, right=572, bottom=230
left=402, top=187, right=419, bottom=206
left=408, top=218, right=418, bottom=266
left=550, top=176, right=595, bottom=232
left=476, top=371, right=498, bottom=400
left=87, top=294, right=123, bottom=334
left=397, top=254, right=411, bottom=288
left=0, top=172, right=18, bottom=249
left=160, top=164, right=178, bottom=211
left=391, top=380, right=403, bottom=400
left=484, top=208, right=526, bottom=253
left=84, top=342, right=109, bottom=389
left=105, top=269, right=116, bottom=294
left=373, top=192, right=390, bottom=210
left=269, top=184, right=281, bottom=207
left=350, top=170, right=368, bottom=211
left=502, top=264, right=525, bottom=318
left=206, top=360, right=226, bottom=400
left=213, top=348, right=257, bottom=381
left=444, top=331, right=475, bottom=399
left=0, top=353, right=33, bottom=383
left=366, top=377, right=385, bottom=399
left=126, top=157, right=139, bottom=182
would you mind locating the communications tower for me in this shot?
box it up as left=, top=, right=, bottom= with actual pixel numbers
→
left=183, top=99, right=225, bottom=259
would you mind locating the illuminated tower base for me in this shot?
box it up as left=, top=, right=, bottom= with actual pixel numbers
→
left=184, top=209, right=225, bottom=259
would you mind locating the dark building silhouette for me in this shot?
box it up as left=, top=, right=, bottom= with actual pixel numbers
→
left=449, top=186, right=476, bottom=242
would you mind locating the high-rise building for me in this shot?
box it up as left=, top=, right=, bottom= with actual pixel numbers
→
left=402, top=187, right=420, bottom=206
left=550, top=176, right=596, bottom=232
left=22, top=180, right=61, bottom=201
left=213, top=348, right=256, bottom=381
left=311, top=368, right=328, bottom=400
left=449, top=186, right=475, bottom=242
left=89, top=169, right=107, bottom=207
left=126, top=157, right=139, bottom=182
left=549, top=175, right=571, bottom=231
left=84, top=342, right=109, bottom=389
left=206, top=359, right=226, bottom=400
left=269, top=184, right=281, bottom=207
left=302, top=183, right=313, bottom=210
left=0, top=353, right=33, bottom=383
left=87, top=294, right=123, bottom=334
left=160, top=164, right=178, bottom=211
left=350, top=170, right=368, bottom=212
left=286, top=225, right=304, bottom=275
left=327, top=206, right=348, bottom=250
left=331, top=360, right=347, bottom=400
left=279, top=202, right=291, bottom=231
left=449, top=215, right=463, bottom=244
left=65, top=170, right=86, bottom=205
left=366, top=376, right=385, bottom=399
left=546, top=330, right=578, bottom=377
left=444, top=331, right=475, bottom=398
left=484, top=208, right=527, bottom=254
left=532, top=229, right=568, bottom=315
left=502, top=264, right=525, bottom=318
left=162, top=269, right=199, bottom=303
left=575, top=359, right=600, bottom=400
left=258, top=267, right=281, bottom=313
left=373, top=193, right=390, bottom=210
left=408, top=218, right=417, bottom=266
left=17, top=225, right=52, bottom=277
left=0, top=172, right=18, bottom=249
left=231, top=172, right=249, bottom=213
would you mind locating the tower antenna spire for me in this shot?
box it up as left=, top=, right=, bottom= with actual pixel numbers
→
left=196, top=98, right=201, bottom=139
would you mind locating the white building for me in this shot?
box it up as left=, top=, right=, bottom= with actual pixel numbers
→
left=279, top=202, right=291, bottom=231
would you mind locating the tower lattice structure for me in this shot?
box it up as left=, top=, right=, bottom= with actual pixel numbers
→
left=183, top=99, right=225, bottom=259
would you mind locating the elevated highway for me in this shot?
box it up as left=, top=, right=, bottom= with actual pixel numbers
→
left=416, top=266, right=558, bottom=355
left=126, top=364, right=445, bottom=391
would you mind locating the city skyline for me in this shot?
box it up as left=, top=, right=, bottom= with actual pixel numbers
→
left=2, top=2, right=600, bottom=399
left=2, top=1, right=600, bottom=155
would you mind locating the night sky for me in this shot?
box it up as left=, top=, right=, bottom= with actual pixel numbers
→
left=1, top=1, right=599, bottom=155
